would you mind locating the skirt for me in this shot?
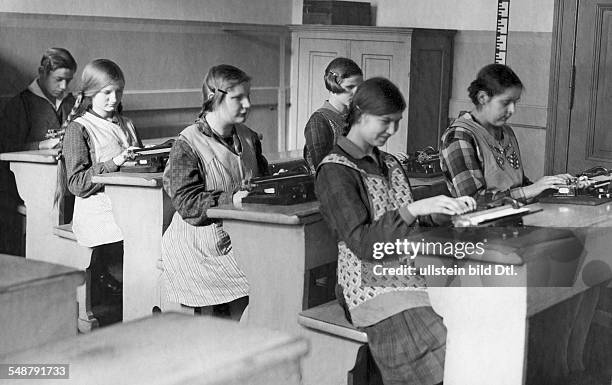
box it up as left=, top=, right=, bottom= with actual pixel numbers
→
left=364, top=306, right=446, bottom=385
left=161, top=212, right=248, bottom=307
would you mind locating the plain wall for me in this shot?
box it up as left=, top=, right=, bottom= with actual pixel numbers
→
left=0, top=10, right=290, bottom=154
left=366, top=0, right=554, bottom=179
left=0, top=0, right=293, bottom=25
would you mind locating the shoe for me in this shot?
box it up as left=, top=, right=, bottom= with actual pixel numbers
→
left=98, top=272, right=122, bottom=297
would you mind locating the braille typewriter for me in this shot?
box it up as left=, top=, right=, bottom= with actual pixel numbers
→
left=538, top=166, right=612, bottom=205
left=242, top=159, right=315, bottom=205
left=120, top=139, right=175, bottom=173
left=395, top=147, right=443, bottom=178
left=451, top=197, right=539, bottom=228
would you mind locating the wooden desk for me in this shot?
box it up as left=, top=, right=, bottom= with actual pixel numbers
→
left=0, top=313, right=308, bottom=385
left=0, top=254, right=84, bottom=355
left=0, top=150, right=90, bottom=267
left=426, top=202, right=612, bottom=385
left=207, top=202, right=337, bottom=332
left=91, top=172, right=174, bottom=322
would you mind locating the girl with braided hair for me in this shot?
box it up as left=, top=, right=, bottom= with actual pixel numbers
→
left=161, top=64, right=268, bottom=319
left=56, top=58, right=142, bottom=308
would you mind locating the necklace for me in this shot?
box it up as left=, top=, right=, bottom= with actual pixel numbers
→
left=490, top=139, right=520, bottom=170
left=469, top=112, right=520, bottom=170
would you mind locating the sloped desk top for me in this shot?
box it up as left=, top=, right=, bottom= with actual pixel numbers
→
left=208, top=201, right=323, bottom=225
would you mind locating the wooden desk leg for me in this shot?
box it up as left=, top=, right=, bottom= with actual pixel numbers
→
left=428, top=287, right=528, bottom=385
left=77, top=269, right=99, bottom=332
left=105, top=185, right=167, bottom=322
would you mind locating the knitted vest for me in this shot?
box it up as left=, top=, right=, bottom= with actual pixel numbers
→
left=320, top=152, right=428, bottom=327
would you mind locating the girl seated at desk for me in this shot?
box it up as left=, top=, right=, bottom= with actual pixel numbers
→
left=440, top=63, right=600, bottom=384
left=304, top=57, right=363, bottom=171
left=316, top=77, right=476, bottom=385
left=440, top=63, right=571, bottom=203
left=58, top=59, right=142, bottom=310
left=161, top=64, right=268, bottom=320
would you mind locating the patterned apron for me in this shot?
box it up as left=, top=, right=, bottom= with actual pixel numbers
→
left=320, top=153, right=427, bottom=322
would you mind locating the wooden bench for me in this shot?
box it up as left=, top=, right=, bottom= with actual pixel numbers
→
left=298, top=301, right=382, bottom=385
left=0, top=313, right=309, bottom=385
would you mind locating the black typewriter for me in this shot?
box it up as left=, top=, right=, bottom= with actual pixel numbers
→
left=395, top=147, right=443, bottom=178
left=538, top=166, right=612, bottom=205
left=242, top=158, right=315, bottom=205
left=120, top=139, right=175, bottom=173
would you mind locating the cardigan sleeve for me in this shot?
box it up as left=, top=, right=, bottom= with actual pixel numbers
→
left=1, top=93, right=34, bottom=151
left=304, top=112, right=335, bottom=170
left=162, top=139, right=231, bottom=226
left=64, top=122, right=119, bottom=198
left=441, top=126, right=527, bottom=202
left=315, top=161, right=424, bottom=262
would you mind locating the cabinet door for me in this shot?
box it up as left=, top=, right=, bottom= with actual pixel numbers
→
left=294, top=38, right=350, bottom=150
left=349, top=40, right=410, bottom=154
left=566, top=0, right=612, bottom=172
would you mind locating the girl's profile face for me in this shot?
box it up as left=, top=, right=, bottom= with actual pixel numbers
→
left=91, top=83, right=124, bottom=118
left=478, top=86, right=522, bottom=128
left=334, top=75, right=363, bottom=107
left=217, top=82, right=251, bottom=124
left=358, top=111, right=403, bottom=147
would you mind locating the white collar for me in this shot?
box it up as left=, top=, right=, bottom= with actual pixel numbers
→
left=27, top=78, right=65, bottom=111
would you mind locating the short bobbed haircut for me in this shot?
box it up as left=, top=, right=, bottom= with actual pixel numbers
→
left=468, top=63, right=523, bottom=105
left=200, top=64, right=251, bottom=116
left=347, top=77, right=406, bottom=127
left=40, top=47, right=77, bottom=74
left=324, top=57, right=363, bottom=94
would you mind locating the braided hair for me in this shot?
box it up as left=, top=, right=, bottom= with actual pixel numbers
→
left=53, top=59, right=126, bottom=207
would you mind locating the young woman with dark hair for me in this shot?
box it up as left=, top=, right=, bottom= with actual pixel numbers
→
left=440, top=63, right=571, bottom=202
left=316, top=77, right=475, bottom=385
left=304, top=57, right=363, bottom=170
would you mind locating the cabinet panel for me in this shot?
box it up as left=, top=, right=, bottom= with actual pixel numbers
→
left=289, top=26, right=454, bottom=156
left=294, top=38, right=350, bottom=149
left=350, top=40, right=410, bottom=153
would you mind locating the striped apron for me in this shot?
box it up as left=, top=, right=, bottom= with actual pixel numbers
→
left=161, top=123, right=259, bottom=307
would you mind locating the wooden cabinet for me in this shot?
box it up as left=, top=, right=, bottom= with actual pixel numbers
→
left=288, top=25, right=455, bottom=154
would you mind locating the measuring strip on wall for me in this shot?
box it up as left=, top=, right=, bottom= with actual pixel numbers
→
left=495, top=0, right=510, bottom=64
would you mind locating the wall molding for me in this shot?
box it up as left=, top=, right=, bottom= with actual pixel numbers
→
left=449, top=98, right=548, bottom=128
left=0, top=12, right=289, bottom=35
left=1, top=87, right=290, bottom=112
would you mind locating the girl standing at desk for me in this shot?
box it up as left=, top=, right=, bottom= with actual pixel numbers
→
left=161, top=64, right=267, bottom=320
left=304, top=57, right=363, bottom=171
left=60, top=59, right=142, bottom=306
left=316, top=77, right=475, bottom=385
